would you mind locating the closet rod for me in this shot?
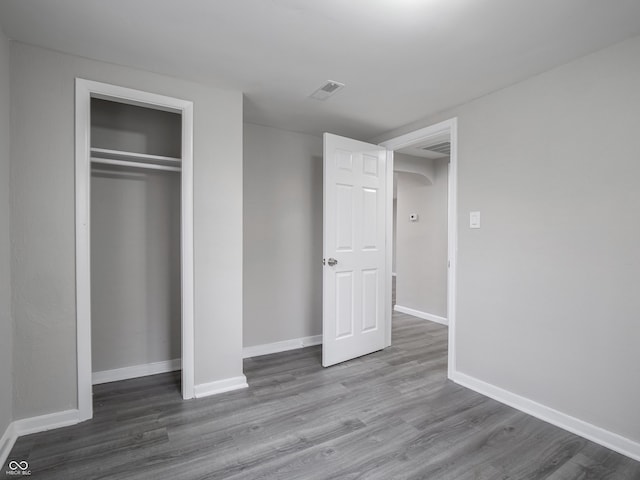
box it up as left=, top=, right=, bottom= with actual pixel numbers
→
left=91, top=157, right=182, bottom=172
left=91, top=168, right=147, bottom=179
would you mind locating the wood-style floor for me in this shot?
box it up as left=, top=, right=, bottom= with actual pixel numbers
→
left=7, top=313, right=640, bottom=479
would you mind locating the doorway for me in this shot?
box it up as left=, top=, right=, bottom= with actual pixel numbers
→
left=381, top=118, right=458, bottom=377
left=392, top=140, right=449, bottom=325
left=75, top=79, right=195, bottom=421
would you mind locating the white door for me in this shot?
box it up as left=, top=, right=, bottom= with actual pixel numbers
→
left=323, top=133, right=388, bottom=367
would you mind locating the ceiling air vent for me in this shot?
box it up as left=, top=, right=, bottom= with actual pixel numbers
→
left=422, top=141, right=451, bottom=155
left=309, top=80, right=345, bottom=101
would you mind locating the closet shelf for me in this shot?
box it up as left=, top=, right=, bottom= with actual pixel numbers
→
left=91, top=147, right=181, bottom=164
left=90, top=147, right=181, bottom=172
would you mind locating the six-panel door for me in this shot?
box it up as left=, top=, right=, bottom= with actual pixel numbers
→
left=323, top=133, right=387, bottom=367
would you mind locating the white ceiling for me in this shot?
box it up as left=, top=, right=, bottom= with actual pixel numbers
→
left=1, top=0, right=640, bottom=140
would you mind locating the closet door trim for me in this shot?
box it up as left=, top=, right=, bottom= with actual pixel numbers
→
left=75, top=79, right=195, bottom=421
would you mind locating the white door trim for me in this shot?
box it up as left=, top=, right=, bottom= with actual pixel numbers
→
left=75, top=79, right=195, bottom=421
left=380, top=117, right=458, bottom=379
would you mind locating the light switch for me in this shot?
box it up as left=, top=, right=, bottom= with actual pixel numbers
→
left=470, top=211, right=481, bottom=229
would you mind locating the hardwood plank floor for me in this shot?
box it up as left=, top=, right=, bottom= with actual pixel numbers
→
left=5, top=312, right=640, bottom=479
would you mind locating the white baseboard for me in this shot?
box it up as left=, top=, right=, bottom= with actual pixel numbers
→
left=1, top=409, right=83, bottom=465
left=451, top=371, right=640, bottom=462
left=13, top=409, right=81, bottom=437
left=394, top=305, right=448, bottom=326
left=0, top=422, right=17, bottom=469
left=194, top=375, right=248, bottom=399
left=243, top=335, right=322, bottom=358
left=92, top=358, right=181, bottom=385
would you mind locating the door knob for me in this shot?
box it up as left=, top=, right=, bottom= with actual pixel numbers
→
left=327, top=257, right=338, bottom=266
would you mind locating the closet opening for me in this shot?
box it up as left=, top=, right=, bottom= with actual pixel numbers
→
left=90, top=98, right=182, bottom=394
left=76, top=79, right=195, bottom=421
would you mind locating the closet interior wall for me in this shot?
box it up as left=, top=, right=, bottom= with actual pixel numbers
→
left=90, top=98, right=182, bottom=382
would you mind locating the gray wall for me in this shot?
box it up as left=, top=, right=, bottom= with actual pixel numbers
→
left=0, top=28, right=13, bottom=435
left=91, top=98, right=182, bottom=158
left=375, top=35, right=640, bottom=443
left=10, top=42, right=243, bottom=419
left=243, top=123, right=323, bottom=347
left=395, top=158, right=448, bottom=318
left=91, top=169, right=181, bottom=372
left=393, top=152, right=436, bottom=180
